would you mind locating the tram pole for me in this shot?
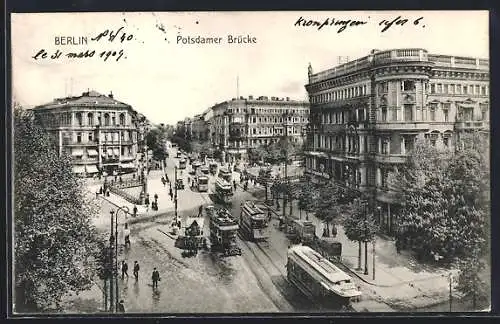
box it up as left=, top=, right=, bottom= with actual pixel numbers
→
left=174, top=166, right=178, bottom=224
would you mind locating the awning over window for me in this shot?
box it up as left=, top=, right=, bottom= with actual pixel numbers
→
left=86, top=165, right=99, bottom=173
left=73, top=165, right=85, bottom=173
left=87, top=149, right=98, bottom=156
left=113, top=148, right=120, bottom=156
left=72, top=149, right=84, bottom=156
left=120, top=163, right=136, bottom=169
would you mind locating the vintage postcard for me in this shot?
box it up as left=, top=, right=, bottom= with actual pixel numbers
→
left=10, top=11, right=490, bottom=314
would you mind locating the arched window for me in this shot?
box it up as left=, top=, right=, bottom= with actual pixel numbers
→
left=104, top=113, right=110, bottom=126
left=119, top=113, right=125, bottom=126
left=87, top=113, right=93, bottom=126
left=76, top=112, right=83, bottom=126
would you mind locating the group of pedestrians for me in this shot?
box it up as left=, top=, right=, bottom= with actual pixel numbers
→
left=118, top=260, right=162, bottom=312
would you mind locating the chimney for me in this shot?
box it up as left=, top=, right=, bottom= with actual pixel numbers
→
left=109, top=91, right=114, bottom=99
left=249, top=95, right=253, bottom=100
left=286, top=97, right=290, bottom=101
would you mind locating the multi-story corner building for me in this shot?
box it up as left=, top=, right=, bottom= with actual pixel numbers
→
left=33, top=90, right=141, bottom=177
left=208, top=96, right=309, bottom=163
left=192, top=113, right=210, bottom=141
left=304, top=48, right=489, bottom=235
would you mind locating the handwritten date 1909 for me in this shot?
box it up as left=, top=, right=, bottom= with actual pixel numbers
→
left=32, top=48, right=125, bottom=62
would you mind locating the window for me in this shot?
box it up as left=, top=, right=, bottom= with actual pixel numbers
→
left=449, top=84, right=454, bottom=94
left=481, top=86, right=486, bottom=95
left=456, top=84, right=461, bottom=94
left=391, top=108, right=398, bottom=121
left=404, top=136, right=414, bottom=153
left=437, top=84, right=442, bottom=93
left=104, top=113, right=110, bottom=126
left=443, top=84, right=448, bottom=94
left=382, top=138, right=389, bottom=154
left=402, top=80, right=416, bottom=91
left=89, top=132, right=93, bottom=142
left=443, top=137, right=449, bottom=147
left=463, top=85, right=468, bottom=94
left=379, top=82, right=388, bottom=93
left=475, top=85, right=480, bottom=95
left=381, top=107, right=387, bottom=121
left=469, top=85, right=474, bottom=94
left=76, top=112, right=83, bottom=126
left=77, top=133, right=82, bottom=143
left=119, top=113, right=125, bottom=125
left=429, top=105, right=436, bottom=121
left=444, top=109, right=449, bottom=122
left=112, top=116, right=116, bottom=125
left=404, top=105, right=413, bottom=121
left=430, top=84, right=436, bottom=94
left=87, top=113, right=94, bottom=126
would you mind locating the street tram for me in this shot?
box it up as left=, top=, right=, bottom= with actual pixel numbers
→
left=214, top=167, right=233, bottom=204
left=179, top=158, right=187, bottom=170
left=206, top=205, right=241, bottom=256
left=197, top=174, right=209, bottom=192
left=289, top=219, right=316, bottom=245
left=191, top=161, right=203, bottom=174
left=286, top=245, right=361, bottom=307
left=209, top=162, right=218, bottom=175
left=239, top=201, right=270, bottom=241
left=200, top=165, right=209, bottom=175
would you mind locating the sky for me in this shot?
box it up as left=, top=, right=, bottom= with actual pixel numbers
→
left=11, top=11, right=488, bottom=125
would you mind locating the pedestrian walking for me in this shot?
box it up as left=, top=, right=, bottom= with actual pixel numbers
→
left=133, top=261, right=140, bottom=280
left=123, top=223, right=131, bottom=247
left=198, top=205, right=203, bottom=217
left=121, top=261, right=129, bottom=279
left=152, top=268, right=160, bottom=288
left=169, top=188, right=173, bottom=200
left=118, top=300, right=125, bottom=312
left=161, top=177, right=166, bottom=186
left=233, top=180, right=237, bottom=191
left=154, top=193, right=158, bottom=202
left=133, top=205, right=138, bottom=217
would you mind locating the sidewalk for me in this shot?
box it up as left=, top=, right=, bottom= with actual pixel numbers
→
left=85, top=171, right=175, bottom=227
left=255, top=195, right=459, bottom=311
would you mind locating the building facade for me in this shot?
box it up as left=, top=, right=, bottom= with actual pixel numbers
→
left=304, top=48, right=489, bottom=235
left=33, top=90, right=140, bottom=176
left=208, top=96, right=310, bottom=163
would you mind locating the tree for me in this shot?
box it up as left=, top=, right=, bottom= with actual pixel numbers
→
left=314, top=181, right=345, bottom=237
left=456, top=248, right=489, bottom=310
left=390, top=134, right=489, bottom=262
left=297, top=182, right=315, bottom=220
left=14, top=107, right=102, bottom=312
left=145, top=127, right=168, bottom=161
left=343, top=200, right=378, bottom=270
left=257, top=168, right=273, bottom=202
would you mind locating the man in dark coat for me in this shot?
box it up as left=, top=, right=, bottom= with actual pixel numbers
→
left=121, top=261, right=129, bottom=279
left=152, top=268, right=160, bottom=288
left=133, top=261, right=140, bottom=280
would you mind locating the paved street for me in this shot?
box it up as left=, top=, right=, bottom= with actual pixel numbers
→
left=62, top=148, right=479, bottom=313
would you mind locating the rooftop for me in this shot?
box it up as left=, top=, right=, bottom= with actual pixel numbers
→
left=34, top=90, right=132, bottom=110
left=309, top=48, right=489, bottom=84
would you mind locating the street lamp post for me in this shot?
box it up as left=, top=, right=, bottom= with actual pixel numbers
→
left=174, top=166, right=179, bottom=224
left=449, top=272, right=453, bottom=312
left=108, top=210, right=115, bottom=313
left=372, top=238, right=376, bottom=280
left=364, top=201, right=369, bottom=276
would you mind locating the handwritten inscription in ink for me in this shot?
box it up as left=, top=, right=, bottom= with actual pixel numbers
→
left=31, top=26, right=132, bottom=62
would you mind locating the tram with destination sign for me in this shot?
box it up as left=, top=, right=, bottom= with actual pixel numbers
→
left=215, top=167, right=233, bottom=204
left=287, top=245, right=361, bottom=307
left=239, top=201, right=270, bottom=241
left=206, top=205, right=241, bottom=256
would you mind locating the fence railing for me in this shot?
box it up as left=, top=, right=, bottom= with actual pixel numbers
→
left=108, top=186, right=142, bottom=205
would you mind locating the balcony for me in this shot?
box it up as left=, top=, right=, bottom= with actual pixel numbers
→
left=375, top=121, right=429, bottom=131
left=454, top=120, right=489, bottom=130
left=375, top=154, right=407, bottom=164
left=63, top=140, right=99, bottom=146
